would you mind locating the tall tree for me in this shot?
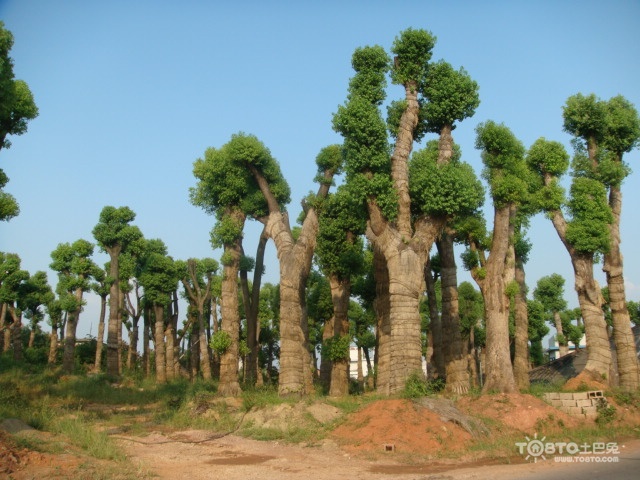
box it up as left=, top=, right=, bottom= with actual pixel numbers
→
left=471, top=121, right=529, bottom=393
left=20, top=271, right=54, bottom=348
left=50, top=240, right=98, bottom=373
left=458, top=281, right=484, bottom=387
left=316, top=187, right=367, bottom=396
left=527, top=137, right=612, bottom=384
left=334, top=30, right=481, bottom=394
left=138, top=239, right=177, bottom=383
left=563, top=93, right=640, bottom=390
left=92, top=206, right=143, bottom=377
left=176, top=257, right=219, bottom=380
left=0, top=22, right=38, bottom=221
left=0, top=252, right=28, bottom=359
left=527, top=300, right=550, bottom=367
left=191, top=134, right=289, bottom=395
left=91, top=266, right=111, bottom=371
left=238, top=139, right=342, bottom=396
left=533, top=274, right=569, bottom=357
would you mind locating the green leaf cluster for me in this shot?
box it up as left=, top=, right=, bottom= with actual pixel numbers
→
left=210, top=212, right=244, bottom=249
left=409, top=140, right=484, bottom=217
left=565, top=177, right=612, bottom=254
left=210, top=330, right=232, bottom=355
left=390, top=28, right=436, bottom=87
left=420, top=60, right=480, bottom=133
left=321, top=334, right=351, bottom=362
left=476, top=121, right=528, bottom=207
left=92, top=206, right=142, bottom=253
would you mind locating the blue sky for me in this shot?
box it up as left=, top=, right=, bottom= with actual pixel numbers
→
left=1, top=0, right=639, bottom=340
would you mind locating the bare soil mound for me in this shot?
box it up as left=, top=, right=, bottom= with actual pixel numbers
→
left=456, top=393, right=582, bottom=434
left=330, top=398, right=474, bottom=456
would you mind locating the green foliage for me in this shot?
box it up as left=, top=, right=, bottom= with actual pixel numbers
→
left=210, top=330, right=232, bottom=354
left=0, top=21, right=38, bottom=150
left=420, top=60, right=480, bottom=133
left=0, top=169, right=19, bottom=221
left=210, top=212, right=245, bottom=249
left=563, top=93, right=607, bottom=143
left=348, top=46, right=390, bottom=104
left=409, top=141, right=484, bottom=217
left=390, top=28, right=436, bottom=87
left=322, top=335, right=351, bottom=362
left=137, top=248, right=177, bottom=305
left=565, top=177, right=612, bottom=254
left=603, top=95, right=640, bottom=155
left=527, top=137, right=570, bottom=178
left=533, top=274, right=567, bottom=314
left=401, top=371, right=444, bottom=398
left=475, top=121, right=528, bottom=208
left=314, top=144, right=344, bottom=181
left=595, top=398, right=616, bottom=425
left=92, top=206, right=142, bottom=254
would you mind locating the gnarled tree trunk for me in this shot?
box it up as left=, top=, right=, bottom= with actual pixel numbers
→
left=604, top=186, right=639, bottom=390
left=153, top=304, right=166, bottom=383
left=94, top=293, right=107, bottom=371
left=328, top=274, right=351, bottom=397
left=513, top=255, right=530, bottom=390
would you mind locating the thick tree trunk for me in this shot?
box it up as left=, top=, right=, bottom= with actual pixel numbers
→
left=94, top=294, right=107, bottom=371
left=573, top=254, right=611, bottom=382
left=553, top=312, right=569, bottom=357
left=262, top=210, right=315, bottom=396
left=28, top=329, right=35, bottom=349
left=62, top=310, right=78, bottom=374
left=218, top=239, right=242, bottom=397
left=9, top=307, right=23, bottom=362
left=547, top=181, right=612, bottom=385
left=425, top=259, right=445, bottom=379
left=328, top=275, right=351, bottom=397
left=480, top=205, right=517, bottom=393
left=106, top=247, right=121, bottom=377
left=384, top=248, right=425, bottom=395
left=154, top=304, right=166, bottom=383
left=198, top=310, right=212, bottom=380
left=513, top=258, right=530, bottom=391
left=48, top=325, right=58, bottom=365
left=165, top=322, right=176, bottom=381
left=438, top=234, right=470, bottom=394
left=604, top=186, right=639, bottom=390
left=143, top=305, right=151, bottom=376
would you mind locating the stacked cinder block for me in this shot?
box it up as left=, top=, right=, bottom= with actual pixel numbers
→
left=542, top=391, right=605, bottom=419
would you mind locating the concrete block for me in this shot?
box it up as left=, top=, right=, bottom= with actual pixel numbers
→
left=561, top=399, right=577, bottom=407
left=572, top=392, right=589, bottom=400
left=543, top=393, right=561, bottom=401
left=588, top=390, right=604, bottom=398
left=576, top=399, right=593, bottom=408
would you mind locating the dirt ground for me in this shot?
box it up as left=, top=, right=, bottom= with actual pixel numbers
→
left=2, top=393, right=639, bottom=479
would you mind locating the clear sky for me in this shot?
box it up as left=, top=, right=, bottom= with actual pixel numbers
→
left=1, top=0, right=639, bottom=340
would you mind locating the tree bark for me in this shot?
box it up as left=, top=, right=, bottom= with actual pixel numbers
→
left=547, top=200, right=611, bottom=383
left=106, top=246, right=122, bottom=377
left=218, top=232, right=243, bottom=397
left=604, top=186, right=639, bottom=390
left=425, top=259, right=445, bottom=379
left=328, top=275, right=351, bottom=397
left=437, top=234, right=470, bottom=394
left=513, top=256, right=530, bottom=390
left=154, top=304, right=166, bottom=383
left=48, top=324, right=58, bottom=365
left=372, top=247, right=390, bottom=393
left=94, top=293, right=107, bottom=371
left=553, top=312, right=569, bottom=357
left=9, top=306, right=23, bottom=362
left=479, top=204, right=517, bottom=393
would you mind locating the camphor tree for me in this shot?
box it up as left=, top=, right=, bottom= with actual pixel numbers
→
left=137, top=239, right=178, bottom=383
left=333, top=29, right=480, bottom=394
left=241, top=140, right=342, bottom=396
left=0, top=22, right=38, bottom=222
left=533, top=274, right=569, bottom=357
left=50, top=240, right=99, bottom=374
left=527, top=136, right=612, bottom=384
left=315, top=185, right=367, bottom=396
left=527, top=299, right=550, bottom=367
left=175, top=257, right=219, bottom=381
left=471, top=121, right=529, bottom=393
left=0, top=252, right=28, bottom=358
left=563, top=93, right=640, bottom=390
left=92, top=206, right=143, bottom=377
left=19, top=270, right=54, bottom=349
left=191, top=134, right=291, bottom=395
